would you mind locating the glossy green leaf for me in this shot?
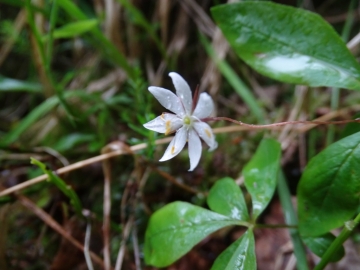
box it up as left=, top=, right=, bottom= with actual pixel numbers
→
left=211, top=2, right=360, bottom=90
left=243, top=138, right=281, bottom=219
left=45, top=19, right=98, bottom=40
left=31, top=158, right=83, bottom=216
left=211, top=230, right=256, bottom=270
left=298, top=132, right=360, bottom=236
left=207, top=177, right=249, bottom=221
left=144, top=201, right=242, bottom=267
left=303, top=233, right=345, bottom=262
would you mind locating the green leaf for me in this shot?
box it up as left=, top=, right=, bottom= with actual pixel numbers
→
left=211, top=230, right=256, bottom=270
left=340, top=113, right=360, bottom=138
left=144, top=201, right=242, bottom=267
left=211, top=2, right=360, bottom=90
left=298, top=132, right=360, bottom=236
left=0, top=77, right=42, bottom=93
left=207, top=177, right=249, bottom=221
left=303, top=233, right=345, bottom=262
left=243, top=138, right=281, bottom=219
left=44, top=19, right=98, bottom=40
left=30, top=158, right=83, bottom=216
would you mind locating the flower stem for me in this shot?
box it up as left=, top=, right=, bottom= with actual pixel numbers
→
left=203, top=116, right=360, bottom=130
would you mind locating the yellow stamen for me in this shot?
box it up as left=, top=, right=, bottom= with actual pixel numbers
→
left=171, top=146, right=175, bottom=154
left=165, top=120, right=171, bottom=135
left=205, top=129, right=212, bottom=138
left=160, top=113, right=165, bottom=120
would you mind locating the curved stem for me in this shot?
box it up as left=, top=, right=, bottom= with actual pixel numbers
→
left=202, top=116, right=360, bottom=129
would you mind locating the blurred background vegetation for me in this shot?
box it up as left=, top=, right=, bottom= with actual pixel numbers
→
left=1, top=0, right=360, bottom=269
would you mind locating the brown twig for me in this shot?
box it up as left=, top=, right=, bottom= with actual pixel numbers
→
left=153, top=167, right=203, bottom=195
left=114, top=217, right=134, bottom=270
left=17, top=195, right=107, bottom=269
left=101, top=142, right=133, bottom=270
left=0, top=137, right=171, bottom=197
left=1, top=105, right=360, bottom=198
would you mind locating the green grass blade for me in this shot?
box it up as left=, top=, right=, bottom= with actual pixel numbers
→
left=31, top=158, right=83, bottom=217
left=0, top=77, right=42, bottom=93
left=1, top=96, right=59, bottom=147
left=117, top=0, right=166, bottom=58
left=57, top=0, right=135, bottom=79
left=200, top=34, right=265, bottom=123
left=278, top=171, right=309, bottom=270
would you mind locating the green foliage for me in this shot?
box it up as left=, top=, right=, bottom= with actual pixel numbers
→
left=2, top=0, right=360, bottom=269
left=144, top=201, right=242, bottom=267
left=200, top=34, right=264, bottom=123
left=243, top=138, right=281, bottom=219
left=1, top=96, right=60, bottom=147
left=211, top=2, right=360, bottom=90
left=211, top=230, right=256, bottom=270
left=0, top=76, right=42, bottom=93
left=207, top=177, right=249, bottom=221
left=43, top=19, right=99, bottom=40
left=31, top=158, right=83, bottom=216
left=298, top=132, right=360, bottom=236
left=57, top=0, right=135, bottom=78
left=145, top=139, right=281, bottom=268
left=303, top=233, right=345, bottom=262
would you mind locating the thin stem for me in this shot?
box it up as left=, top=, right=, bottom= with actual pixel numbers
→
left=84, top=220, right=94, bottom=270
left=1, top=107, right=359, bottom=198
left=314, top=214, right=360, bottom=270
left=254, top=224, right=297, bottom=229
left=203, top=116, right=360, bottom=129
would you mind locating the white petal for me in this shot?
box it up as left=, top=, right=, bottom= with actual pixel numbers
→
left=193, top=122, right=218, bottom=151
left=193, top=93, right=214, bottom=119
left=159, top=126, right=187, bottom=161
left=143, top=114, right=183, bottom=134
left=188, top=129, right=202, bottom=171
left=148, top=86, right=185, bottom=116
left=169, top=72, right=193, bottom=115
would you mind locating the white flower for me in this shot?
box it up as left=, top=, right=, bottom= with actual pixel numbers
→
left=144, top=72, right=218, bottom=171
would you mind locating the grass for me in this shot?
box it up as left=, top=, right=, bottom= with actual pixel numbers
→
left=1, top=0, right=360, bottom=269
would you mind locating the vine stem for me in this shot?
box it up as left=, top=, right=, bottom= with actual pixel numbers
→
left=202, top=117, right=360, bottom=129
left=314, top=214, right=360, bottom=270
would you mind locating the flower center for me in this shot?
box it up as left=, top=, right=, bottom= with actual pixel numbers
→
left=183, top=115, right=192, bottom=126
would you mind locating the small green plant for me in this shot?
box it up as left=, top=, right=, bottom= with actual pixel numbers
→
left=143, top=2, right=360, bottom=269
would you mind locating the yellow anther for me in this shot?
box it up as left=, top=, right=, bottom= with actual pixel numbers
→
left=205, top=129, right=212, bottom=138
left=165, top=120, right=171, bottom=135
left=171, top=146, right=175, bottom=154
